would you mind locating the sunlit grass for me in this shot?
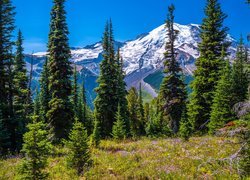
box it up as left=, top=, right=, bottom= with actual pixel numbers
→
left=0, top=136, right=241, bottom=179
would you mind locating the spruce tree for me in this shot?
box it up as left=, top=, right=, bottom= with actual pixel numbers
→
left=231, top=37, right=249, bottom=105
left=0, top=1, right=15, bottom=147
left=72, top=65, right=78, bottom=117
left=90, top=118, right=101, bottom=148
left=116, top=48, right=129, bottom=134
left=94, top=20, right=120, bottom=137
left=179, top=107, right=192, bottom=141
left=158, top=4, right=186, bottom=134
left=13, top=30, right=29, bottom=150
left=0, top=106, right=10, bottom=154
left=208, top=61, right=234, bottom=134
left=47, top=0, right=73, bottom=141
left=137, top=83, right=145, bottom=135
left=18, top=116, right=52, bottom=180
left=112, top=104, right=126, bottom=140
left=127, top=87, right=141, bottom=137
left=188, top=0, right=230, bottom=131
left=39, top=57, right=50, bottom=123
left=65, top=121, right=91, bottom=175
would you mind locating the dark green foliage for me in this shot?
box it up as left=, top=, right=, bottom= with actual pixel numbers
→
left=112, top=105, right=126, bottom=140
left=116, top=48, right=129, bottom=134
left=13, top=30, right=30, bottom=150
left=94, top=20, right=128, bottom=138
left=208, top=61, right=235, bottom=134
left=39, top=57, right=50, bottom=123
left=33, top=89, right=40, bottom=116
left=76, top=82, right=94, bottom=134
left=47, top=0, right=73, bottom=141
left=65, top=121, right=91, bottom=175
left=158, top=4, right=186, bottom=134
left=18, top=116, right=52, bottom=180
left=138, top=83, right=145, bottom=135
left=0, top=107, right=10, bottom=154
left=179, top=107, right=192, bottom=141
left=239, top=129, right=250, bottom=177
left=0, top=0, right=16, bottom=152
left=127, top=87, right=143, bottom=137
left=72, top=65, right=78, bottom=117
left=232, top=37, right=249, bottom=105
left=188, top=0, right=230, bottom=132
left=90, top=119, right=101, bottom=147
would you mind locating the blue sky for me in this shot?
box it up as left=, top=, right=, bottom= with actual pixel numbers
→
left=13, top=0, right=250, bottom=53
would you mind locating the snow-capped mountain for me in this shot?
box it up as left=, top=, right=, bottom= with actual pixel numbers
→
left=25, top=23, right=237, bottom=104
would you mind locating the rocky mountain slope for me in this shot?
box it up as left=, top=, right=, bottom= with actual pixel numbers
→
left=25, top=23, right=237, bottom=105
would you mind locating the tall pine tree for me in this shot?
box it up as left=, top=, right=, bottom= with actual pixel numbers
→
left=13, top=30, right=30, bottom=150
left=158, top=4, right=186, bottom=134
left=94, top=20, right=121, bottom=138
left=231, top=37, right=249, bottom=105
left=208, top=60, right=234, bottom=134
left=188, top=0, right=230, bottom=132
left=47, top=0, right=73, bottom=141
left=39, top=57, right=50, bottom=123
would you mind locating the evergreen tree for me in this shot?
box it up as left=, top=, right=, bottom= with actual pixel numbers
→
left=90, top=118, right=101, bottom=148
left=94, top=20, right=120, bottom=137
left=18, top=116, right=52, bottom=180
left=0, top=0, right=16, bottom=152
left=208, top=61, right=234, bottom=134
left=33, top=89, right=40, bottom=116
left=112, top=104, right=126, bottom=140
left=47, top=0, right=73, bottom=141
left=231, top=37, right=249, bottom=105
left=72, top=65, right=78, bottom=117
left=39, top=57, right=50, bottom=123
left=116, top=48, right=129, bottom=133
left=65, top=121, right=91, bottom=175
left=179, top=107, right=192, bottom=141
left=137, top=83, right=145, bottom=135
left=13, top=30, right=29, bottom=150
left=0, top=106, right=10, bottom=154
left=127, top=87, right=140, bottom=137
left=158, top=4, right=186, bottom=134
left=188, top=0, right=230, bottom=131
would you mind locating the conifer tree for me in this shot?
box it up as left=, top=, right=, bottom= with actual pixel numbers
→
left=94, top=20, right=120, bottom=137
left=39, top=57, right=50, bottom=123
left=188, top=0, right=230, bottom=131
left=19, top=116, right=52, bottom=180
left=65, top=121, right=91, bottom=175
left=179, top=107, right=192, bottom=141
left=127, top=87, right=141, bottom=137
left=13, top=30, right=29, bottom=150
left=231, top=37, right=249, bottom=105
left=90, top=118, right=101, bottom=147
left=72, top=65, right=78, bottom=117
left=208, top=61, right=234, bottom=134
left=112, top=104, right=126, bottom=140
left=0, top=107, right=10, bottom=154
left=116, top=48, right=129, bottom=133
left=47, top=0, right=73, bottom=141
left=137, top=83, right=145, bottom=135
left=33, top=89, right=40, bottom=116
left=158, top=4, right=186, bottom=134
left=0, top=1, right=15, bottom=148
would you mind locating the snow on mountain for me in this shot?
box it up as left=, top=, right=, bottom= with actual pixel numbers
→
left=25, top=22, right=237, bottom=102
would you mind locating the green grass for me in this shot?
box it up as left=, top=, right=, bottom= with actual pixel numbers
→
left=0, top=136, right=242, bottom=179
left=141, top=89, right=153, bottom=103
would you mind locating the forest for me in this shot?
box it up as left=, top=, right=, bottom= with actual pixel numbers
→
left=0, top=0, right=249, bottom=179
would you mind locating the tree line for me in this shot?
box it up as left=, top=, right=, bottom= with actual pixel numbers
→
left=0, top=0, right=249, bottom=178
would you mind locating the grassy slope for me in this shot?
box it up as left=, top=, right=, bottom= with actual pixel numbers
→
left=0, top=136, right=241, bottom=179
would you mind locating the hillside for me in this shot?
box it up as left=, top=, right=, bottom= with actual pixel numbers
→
left=0, top=136, right=241, bottom=179
left=25, top=23, right=237, bottom=105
